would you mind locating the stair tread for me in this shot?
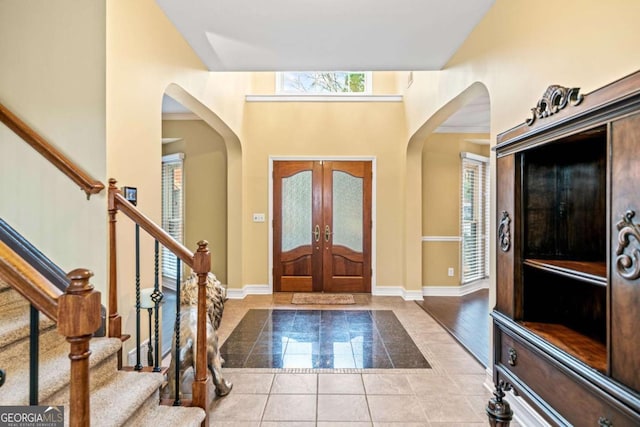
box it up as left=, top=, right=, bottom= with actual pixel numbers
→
left=47, top=370, right=165, bottom=427
left=0, top=337, right=122, bottom=406
left=125, top=404, right=206, bottom=427
left=0, top=287, right=55, bottom=349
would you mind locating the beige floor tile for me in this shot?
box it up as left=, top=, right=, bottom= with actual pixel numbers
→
left=367, top=395, right=427, bottom=423
left=209, top=420, right=260, bottom=427
left=222, top=373, right=274, bottom=394
left=464, top=394, right=493, bottom=421
left=260, top=423, right=316, bottom=427
left=210, top=422, right=260, bottom=427
left=317, top=423, right=373, bottom=427
left=437, top=357, right=486, bottom=375
left=448, top=374, right=489, bottom=396
left=407, top=374, right=461, bottom=396
left=362, top=374, right=413, bottom=395
left=270, top=374, right=317, bottom=394
left=317, top=395, right=371, bottom=422
left=210, top=394, right=268, bottom=421
left=318, top=374, right=365, bottom=394
left=419, top=395, right=485, bottom=423
left=262, top=394, right=317, bottom=421
left=373, top=423, right=431, bottom=427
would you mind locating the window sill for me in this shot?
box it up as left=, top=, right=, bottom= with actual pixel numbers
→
left=245, top=94, right=403, bottom=103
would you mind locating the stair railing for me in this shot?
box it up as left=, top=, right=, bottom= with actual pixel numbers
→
left=0, top=240, right=101, bottom=427
left=0, top=102, right=104, bottom=199
left=108, top=179, right=211, bottom=424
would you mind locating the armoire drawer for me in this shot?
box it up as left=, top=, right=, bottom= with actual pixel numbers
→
left=496, top=327, right=637, bottom=426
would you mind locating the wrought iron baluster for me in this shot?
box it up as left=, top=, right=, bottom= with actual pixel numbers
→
left=134, top=224, right=142, bottom=371
left=173, top=258, right=181, bottom=406
left=152, top=240, right=163, bottom=372
left=29, top=305, right=39, bottom=405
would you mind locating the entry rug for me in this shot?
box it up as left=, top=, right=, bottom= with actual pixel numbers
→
left=291, top=293, right=355, bottom=305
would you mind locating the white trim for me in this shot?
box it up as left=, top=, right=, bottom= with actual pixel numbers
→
left=226, top=284, right=271, bottom=299
left=162, top=137, right=183, bottom=145
left=162, top=152, right=184, bottom=163
left=422, top=279, right=489, bottom=297
left=162, top=112, right=201, bottom=121
left=372, top=286, right=423, bottom=301
left=246, top=95, right=402, bottom=103
left=422, top=235, right=462, bottom=242
left=460, top=151, right=489, bottom=163
left=269, top=156, right=377, bottom=295
left=483, top=374, right=551, bottom=427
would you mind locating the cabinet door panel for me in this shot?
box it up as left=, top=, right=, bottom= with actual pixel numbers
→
left=611, top=113, right=640, bottom=391
left=496, top=154, right=518, bottom=317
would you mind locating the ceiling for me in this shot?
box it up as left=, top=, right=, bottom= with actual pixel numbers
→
left=156, top=0, right=494, bottom=72
left=158, top=0, right=494, bottom=133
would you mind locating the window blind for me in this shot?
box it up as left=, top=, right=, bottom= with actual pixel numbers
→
left=460, top=152, right=489, bottom=284
left=161, top=153, right=184, bottom=279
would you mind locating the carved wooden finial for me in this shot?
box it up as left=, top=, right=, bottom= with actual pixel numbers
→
left=197, top=240, right=209, bottom=252
left=108, top=178, right=117, bottom=188
left=66, top=268, right=94, bottom=294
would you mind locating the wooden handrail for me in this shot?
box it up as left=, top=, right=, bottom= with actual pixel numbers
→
left=109, top=182, right=193, bottom=266
left=0, top=103, right=104, bottom=199
left=0, top=240, right=62, bottom=321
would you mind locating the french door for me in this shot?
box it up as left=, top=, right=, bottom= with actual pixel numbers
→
left=273, top=160, right=372, bottom=293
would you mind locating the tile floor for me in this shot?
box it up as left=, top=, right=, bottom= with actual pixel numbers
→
left=220, top=309, right=430, bottom=369
left=206, top=293, right=513, bottom=426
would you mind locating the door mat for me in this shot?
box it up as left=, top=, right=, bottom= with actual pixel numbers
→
left=291, top=293, right=355, bottom=305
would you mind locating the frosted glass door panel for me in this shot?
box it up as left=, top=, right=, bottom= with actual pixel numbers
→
left=332, top=171, right=363, bottom=252
left=281, top=170, right=312, bottom=251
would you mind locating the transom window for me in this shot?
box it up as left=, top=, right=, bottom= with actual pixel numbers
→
left=276, top=72, right=372, bottom=94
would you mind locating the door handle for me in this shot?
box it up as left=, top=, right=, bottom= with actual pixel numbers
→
left=325, top=225, right=332, bottom=242
left=314, top=225, right=320, bottom=242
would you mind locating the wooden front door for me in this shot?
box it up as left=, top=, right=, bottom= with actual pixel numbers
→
left=274, top=160, right=372, bottom=293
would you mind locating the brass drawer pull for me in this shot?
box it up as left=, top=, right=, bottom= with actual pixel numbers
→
left=508, top=347, right=518, bottom=366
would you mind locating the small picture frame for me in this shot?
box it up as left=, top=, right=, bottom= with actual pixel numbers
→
left=122, top=186, right=138, bottom=206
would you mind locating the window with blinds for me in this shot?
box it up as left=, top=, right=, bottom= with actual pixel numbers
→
left=162, top=153, right=184, bottom=279
left=460, top=152, right=490, bottom=284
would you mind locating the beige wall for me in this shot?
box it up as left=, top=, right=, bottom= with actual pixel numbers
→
left=402, top=0, right=640, bottom=299
left=162, top=120, right=228, bottom=283
left=0, top=0, right=108, bottom=293
left=106, top=0, right=249, bottom=350
left=421, top=134, right=489, bottom=286
left=241, top=80, right=407, bottom=289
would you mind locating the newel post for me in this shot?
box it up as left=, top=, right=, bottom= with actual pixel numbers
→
left=192, top=240, right=211, bottom=426
left=58, top=269, right=102, bottom=427
left=107, top=178, right=123, bottom=368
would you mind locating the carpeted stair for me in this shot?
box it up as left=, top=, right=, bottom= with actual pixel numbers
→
left=0, top=279, right=205, bottom=426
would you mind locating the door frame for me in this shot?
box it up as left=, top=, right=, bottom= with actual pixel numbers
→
left=269, top=156, right=377, bottom=294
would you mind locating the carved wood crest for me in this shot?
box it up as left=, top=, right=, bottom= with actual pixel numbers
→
left=526, top=85, right=584, bottom=126
left=616, top=210, right=640, bottom=280
left=498, top=211, right=511, bottom=252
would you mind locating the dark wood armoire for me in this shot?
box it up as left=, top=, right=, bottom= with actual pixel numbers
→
left=490, top=71, right=640, bottom=426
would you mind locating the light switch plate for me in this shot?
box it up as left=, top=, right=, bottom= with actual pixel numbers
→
left=253, top=213, right=265, bottom=222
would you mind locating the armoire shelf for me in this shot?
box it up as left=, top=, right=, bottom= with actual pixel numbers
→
left=519, top=321, right=607, bottom=373
left=523, top=259, right=607, bottom=287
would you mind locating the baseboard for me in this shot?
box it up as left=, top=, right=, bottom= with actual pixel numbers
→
left=226, top=284, right=271, bottom=299
left=422, top=279, right=489, bottom=297
left=483, top=372, right=550, bottom=427
left=373, top=286, right=423, bottom=301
